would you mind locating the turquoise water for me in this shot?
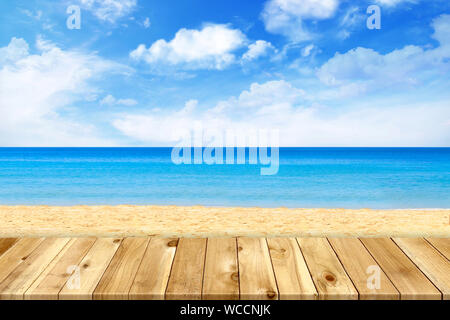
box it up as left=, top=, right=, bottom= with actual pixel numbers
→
left=0, top=148, right=448, bottom=208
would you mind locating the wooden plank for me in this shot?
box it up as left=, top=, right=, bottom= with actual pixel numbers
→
left=166, top=238, right=206, bottom=300
left=0, top=238, right=44, bottom=284
left=59, top=238, right=122, bottom=300
left=237, top=238, right=278, bottom=300
left=297, top=238, right=358, bottom=300
left=426, top=239, right=450, bottom=260
left=329, top=238, right=399, bottom=300
left=129, top=238, right=178, bottom=300
left=0, top=238, right=71, bottom=300
left=202, top=238, right=239, bottom=300
left=25, top=238, right=96, bottom=300
left=0, top=237, right=446, bottom=301
left=393, top=238, right=450, bottom=300
left=93, top=238, right=149, bottom=300
left=267, top=238, right=317, bottom=300
left=361, top=238, right=441, bottom=300
left=0, top=239, right=18, bottom=257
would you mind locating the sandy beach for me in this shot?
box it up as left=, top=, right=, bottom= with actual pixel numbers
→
left=0, top=205, right=448, bottom=238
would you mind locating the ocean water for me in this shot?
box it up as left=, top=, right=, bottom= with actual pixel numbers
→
left=0, top=148, right=448, bottom=209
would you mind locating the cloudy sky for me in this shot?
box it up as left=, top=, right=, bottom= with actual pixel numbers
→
left=0, top=0, right=449, bottom=146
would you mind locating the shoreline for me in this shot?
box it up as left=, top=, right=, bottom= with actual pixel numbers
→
left=0, top=205, right=449, bottom=238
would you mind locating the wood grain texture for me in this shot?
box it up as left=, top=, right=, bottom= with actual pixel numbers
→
left=329, top=238, right=399, bottom=300
left=129, top=238, right=178, bottom=300
left=24, top=238, right=76, bottom=299
left=426, top=238, right=450, bottom=260
left=0, top=237, right=448, bottom=300
left=25, top=238, right=96, bottom=300
left=0, top=238, right=44, bottom=284
left=297, top=238, right=358, bottom=300
left=361, top=238, right=441, bottom=300
left=166, top=238, right=207, bottom=300
left=203, top=238, right=239, bottom=300
left=0, top=238, right=71, bottom=300
left=94, top=238, right=149, bottom=300
left=394, top=238, right=450, bottom=300
left=0, top=239, right=17, bottom=257
left=59, top=238, right=122, bottom=300
left=237, top=238, right=278, bottom=300
left=267, top=238, right=317, bottom=300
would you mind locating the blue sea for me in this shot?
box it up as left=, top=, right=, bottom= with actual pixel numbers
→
left=0, top=148, right=448, bottom=209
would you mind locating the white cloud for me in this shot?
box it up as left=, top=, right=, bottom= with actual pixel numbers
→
left=36, top=35, right=56, bottom=51
left=317, top=44, right=448, bottom=87
left=143, top=17, right=151, bottom=28
left=242, top=40, right=275, bottom=61
left=267, top=0, right=339, bottom=19
left=100, top=94, right=116, bottom=105
left=100, top=94, right=137, bottom=106
left=375, top=0, right=417, bottom=7
left=0, top=38, right=29, bottom=64
left=114, top=80, right=305, bottom=144
left=317, top=14, right=450, bottom=88
left=302, top=44, right=315, bottom=57
left=261, top=0, right=339, bottom=41
left=318, top=47, right=388, bottom=85
left=0, top=37, right=128, bottom=146
left=130, top=24, right=247, bottom=70
left=21, top=8, right=57, bottom=31
left=113, top=100, right=199, bottom=144
left=78, top=0, right=137, bottom=23
left=113, top=16, right=450, bottom=147
left=21, top=9, right=42, bottom=20
left=432, top=14, right=450, bottom=48
left=231, top=80, right=305, bottom=108
left=181, top=99, right=198, bottom=113
left=112, top=79, right=450, bottom=146
left=338, top=7, right=365, bottom=39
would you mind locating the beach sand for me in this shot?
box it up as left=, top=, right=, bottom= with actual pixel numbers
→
left=0, top=206, right=449, bottom=238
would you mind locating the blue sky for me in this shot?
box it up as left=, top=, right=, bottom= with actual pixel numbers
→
left=0, top=0, right=449, bottom=146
